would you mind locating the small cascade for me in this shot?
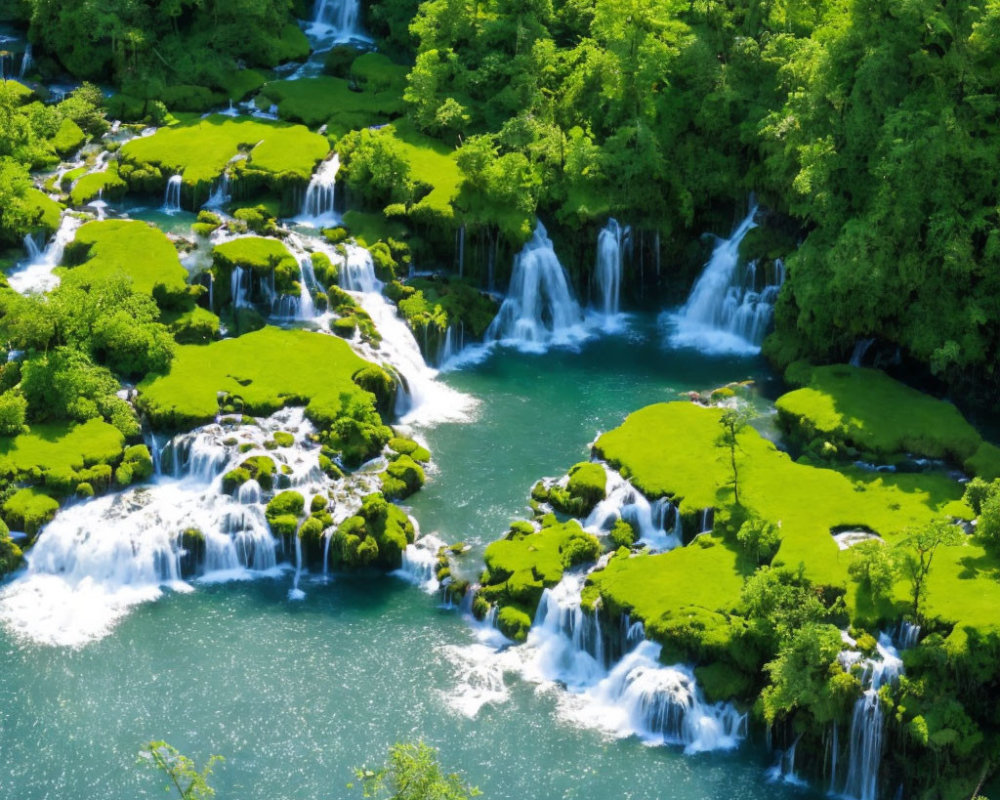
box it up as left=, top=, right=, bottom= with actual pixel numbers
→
left=19, top=44, right=32, bottom=78
left=594, top=218, right=626, bottom=324
left=528, top=574, right=610, bottom=686
left=298, top=154, right=340, bottom=226
left=230, top=266, right=252, bottom=309
left=0, top=409, right=379, bottom=647
left=838, top=633, right=904, bottom=800
left=309, top=0, right=361, bottom=38
left=584, top=466, right=682, bottom=552
left=270, top=257, right=317, bottom=321
left=669, top=204, right=784, bottom=355
left=22, top=233, right=41, bottom=261
left=393, top=533, right=446, bottom=593
left=574, top=640, right=747, bottom=753
left=850, top=338, right=876, bottom=367
left=767, top=735, right=806, bottom=785
left=485, top=221, right=587, bottom=352
left=88, top=189, right=107, bottom=220
left=7, top=214, right=83, bottom=294
left=204, top=172, right=231, bottom=208
left=896, top=621, right=920, bottom=650
left=289, top=535, right=305, bottom=600
left=163, top=175, right=183, bottom=214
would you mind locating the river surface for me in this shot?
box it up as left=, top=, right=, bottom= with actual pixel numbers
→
left=0, top=319, right=821, bottom=800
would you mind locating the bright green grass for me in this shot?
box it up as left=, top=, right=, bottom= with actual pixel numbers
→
left=62, top=220, right=187, bottom=294
left=52, top=117, right=85, bottom=156
left=0, top=419, right=124, bottom=477
left=592, top=401, right=1000, bottom=644
left=212, top=236, right=296, bottom=272
left=69, top=168, right=127, bottom=206
left=218, top=69, right=267, bottom=101
left=341, top=210, right=409, bottom=247
left=777, top=364, right=984, bottom=464
left=351, top=53, right=408, bottom=92
left=6, top=81, right=34, bottom=104
left=24, top=188, right=62, bottom=234
left=119, top=116, right=328, bottom=186
left=258, top=77, right=406, bottom=137
left=384, top=120, right=461, bottom=218
left=2, top=488, right=59, bottom=535
left=137, top=327, right=373, bottom=430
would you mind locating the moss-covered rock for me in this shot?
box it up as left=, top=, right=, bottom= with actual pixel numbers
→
left=548, top=462, right=606, bottom=516
left=379, top=454, right=425, bottom=500
left=114, top=444, right=154, bottom=487
left=2, top=488, right=59, bottom=536
left=388, top=436, right=431, bottom=463
left=330, top=492, right=415, bottom=569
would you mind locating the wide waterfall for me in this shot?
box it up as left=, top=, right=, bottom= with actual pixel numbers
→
left=308, top=0, right=361, bottom=38
left=298, top=154, right=340, bottom=226
left=163, top=175, right=183, bottom=214
left=0, top=409, right=382, bottom=647
left=485, top=221, right=587, bottom=352
left=669, top=204, right=784, bottom=355
left=7, top=214, right=83, bottom=294
left=594, top=218, right=626, bottom=326
left=834, top=632, right=905, bottom=800
left=584, top=465, right=683, bottom=552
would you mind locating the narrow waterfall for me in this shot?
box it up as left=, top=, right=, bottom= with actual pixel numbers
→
left=270, top=258, right=317, bottom=321
left=584, top=465, right=682, bottom=552
left=22, top=234, right=41, bottom=261
left=594, top=218, right=626, bottom=322
left=837, top=633, right=904, bottom=800
left=309, top=0, right=361, bottom=37
left=7, top=214, right=83, bottom=294
left=393, top=532, right=446, bottom=593
left=88, top=188, right=107, bottom=220
left=332, top=242, right=475, bottom=424
left=767, top=735, right=806, bottom=785
left=485, top=221, right=587, bottom=352
left=0, top=409, right=380, bottom=647
left=19, top=44, right=32, bottom=78
left=850, top=338, right=876, bottom=367
left=298, top=154, right=340, bottom=226
left=163, top=175, right=183, bottom=214
left=669, top=204, right=784, bottom=355
left=204, top=172, right=231, bottom=208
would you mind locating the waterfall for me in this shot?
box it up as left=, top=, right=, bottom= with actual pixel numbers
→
left=0, top=409, right=380, bottom=647
left=22, top=234, right=41, bottom=262
left=163, top=175, right=183, bottom=214
left=298, top=154, right=339, bottom=226
left=767, top=735, right=806, bottom=785
left=850, top=338, right=876, bottom=367
left=594, top=218, right=626, bottom=324
left=230, top=266, right=252, bottom=309
left=896, top=621, right=920, bottom=650
left=669, top=204, right=784, bottom=355
left=309, top=0, right=361, bottom=37
left=88, top=189, right=107, bottom=220
left=7, top=214, right=83, bottom=294
left=839, top=633, right=904, bottom=800
left=19, top=44, right=32, bottom=78
left=393, top=533, right=446, bottom=593
left=270, top=258, right=317, bottom=321
left=204, top=172, right=231, bottom=208
left=583, top=465, right=682, bottom=552
left=485, top=221, right=587, bottom=352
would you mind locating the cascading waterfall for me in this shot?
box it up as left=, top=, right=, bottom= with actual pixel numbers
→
left=7, top=214, right=83, bottom=294
left=583, top=464, right=682, bottom=552
left=594, top=218, right=626, bottom=325
left=669, top=204, right=785, bottom=355
left=22, top=233, right=41, bottom=261
left=393, top=532, right=446, bottom=593
left=0, top=409, right=381, bottom=647
left=837, top=633, right=905, bottom=800
left=19, top=44, right=32, bottom=78
left=485, top=221, right=587, bottom=352
left=298, top=154, right=340, bottom=226
left=204, top=171, right=231, bottom=208
left=88, top=188, right=107, bottom=221
left=309, top=0, right=361, bottom=37
left=163, top=175, right=183, bottom=214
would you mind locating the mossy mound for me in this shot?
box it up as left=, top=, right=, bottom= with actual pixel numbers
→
left=330, top=492, right=415, bottom=569
left=23, top=189, right=63, bottom=236
left=211, top=236, right=300, bottom=299
left=266, top=490, right=305, bottom=537
left=52, top=118, right=86, bottom=156
left=479, top=517, right=601, bottom=639
left=258, top=75, right=406, bottom=138
left=62, top=220, right=188, bottom=295
left=114, top=444, right=154, bottom=487
left=388, top=437, right=431, bottom=463
left=548, top=462, right=606, bottom=517
left=3, top=488, right=60, bottom=536
left=136, top=327, right=375, bottom=430
left=162, top=306, right=220, bottom=344
left=379, top=454, right=425, bottom=500
left=118, top=116, right=329, bottom=208
left=777, top=364, right=987, bottom=469
left=0, top=419, right=125, bottom=499
left=69, top=167, right=128, bottom=207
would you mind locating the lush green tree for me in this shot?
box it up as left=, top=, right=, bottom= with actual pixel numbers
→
left=717, top=403, right=755, bottom=505
left=736, top=514, right=780, bottom=565
left=896, top=520, right=964, bottom=624
left=354, top=741, right=480, bottom=800
left=847, top=539, right=897, bottom=606
left=138, top=740, right=222, bottom=800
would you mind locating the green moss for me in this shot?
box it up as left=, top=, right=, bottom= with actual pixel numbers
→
left=62, top=220, right=187, bottom=295
left=340, top=211, right=409, bottom=248
left=162, top=306, right=220, bottom=344
left=69, top=167, right=128, bottom=206
left=609, top=518, right=638, bottom=548
left=497, top=604, right=533, bottom=643
left=136, top=327, right=374, bottom=430
left=118, top=116, right=329, bottom=199
left=776, top=365, right=984, bottom=465
left=222, top=467, right=250, bottom=494
left=549, top=462, right=606, bottom=516
left=259, top=76, right=406, bottom=137
left=0, top=419, right=125, bottom=489
left=271, top=431, right=294, bottom=448
left=267, top=490, right=304, bottom=519
left=52, top=117, right=86, bottom=156
left=3, top=488, right=59, bottom=535
left=239, top=455, right=276, bottom=490
left=23, top=189, right=62, bottom=235
left=0, top=529, right=23, bottom=576
left=380, top=454, right=425, bottom=500
left=213, top=236, right=297, bottom=273
left=331, top=492, right=415, bottom=569
left=388, top=436, right=431, bottom=463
